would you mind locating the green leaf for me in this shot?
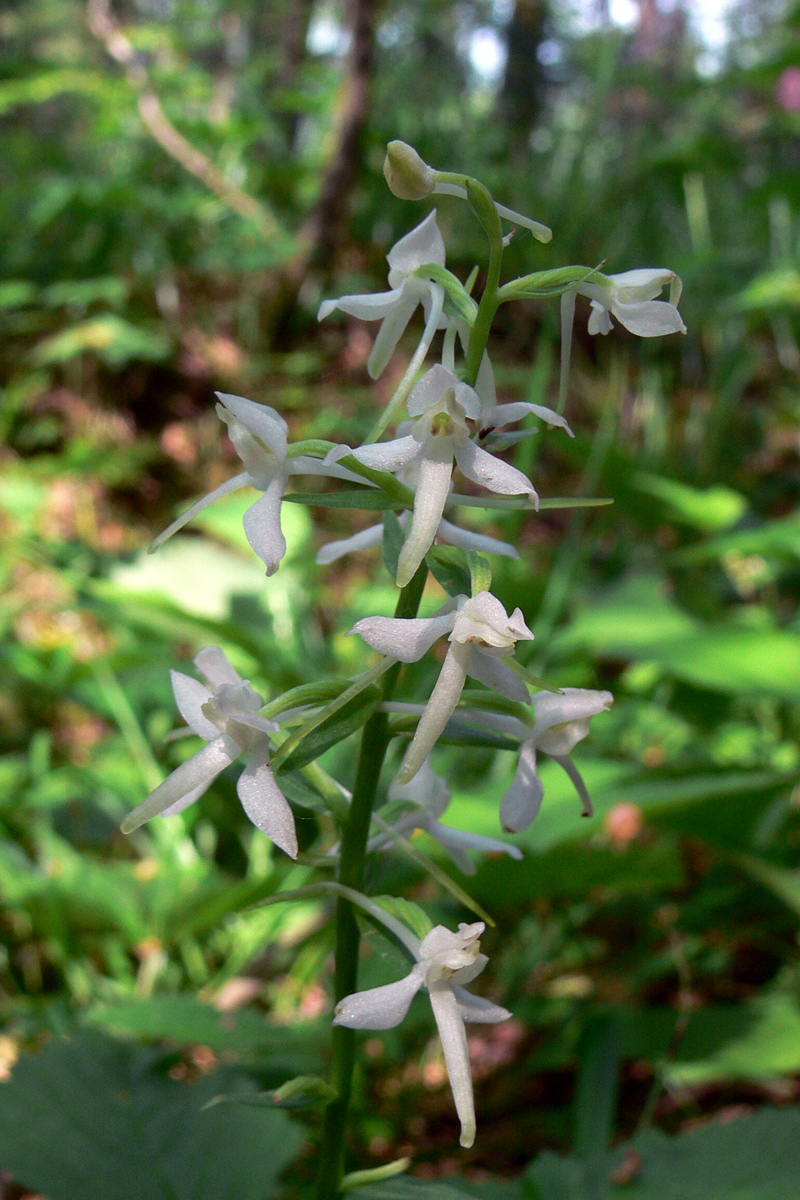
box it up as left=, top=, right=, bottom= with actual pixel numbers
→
left=666, top=994, right=800, bottom=1086
left=634, top=472, right=747, bottom=532
left=32, top=315, right=172, bottom=368
left=468, top=551, right=492, bottom=596
left=373, top=895, right=434, bottom=941
left=425, top=545, right=471, bottom=598
left=383, top=509, right=405, bottom=579
left=272, top=1073, right=338, bottom=1108
left=526, top=1107, right=800, bottom=1199
left=285, top=489, right=403, bottom=511
left=0, top=1031, right=303, bottom=1200
left=735, top=854, right=800, bottom=919
left=277, top=686, right=381, bottom=773
left=413, top=263, right=479, bottom=324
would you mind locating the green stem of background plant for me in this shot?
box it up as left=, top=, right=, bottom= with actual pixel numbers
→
left=315, top=562, right=428, bottom=1200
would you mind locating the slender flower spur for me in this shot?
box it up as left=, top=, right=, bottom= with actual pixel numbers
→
left=462, top=688, right=613, bottom=833
left=334, top=920, right=510, bottom=1147
left=150, top=392, right=358, bottom=575
left=368, top=757, right=523, bottom=874
left=318, top=211, right=446, bottom=379
left=340, top=364, right=537, bottom=586
left=352, top=590, right=534, bottom=784
left=121, top=647, right=298, bottom=858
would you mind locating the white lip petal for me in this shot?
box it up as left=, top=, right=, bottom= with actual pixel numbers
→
left=194, top=647, right=244, bottom=689
left=612, top=299, right=687, bottom=337
left=169, top=671, right=217, bottom=740
left=454, top=440, right=538, bottom=504
left=428, top=984, right=476, bottom=1149
left=158, top=779, right=214, bottom=818
left=350, top=434, right=420, bottom=474
left=236, top=740, right=298, bottom=858
left=452, top=986, right=512, bottom=1025
left=396, top=440, right=455, bottom=586
left=333, top=968, right=425, bottom=1030
left=121, top=734, right=241, bottom=833
left=149, top=472, right=253, bottom=552
left=368, top=291, right=420, bottom=379
left=465, top=650, right=531, bottom=703
left=316, top=523, right=383, bottom=565
left=500, top=740, right=543, bottom=833
left=350, top=611, right=456, bottom=662
left=243, top=476, right=288, bottom=575
left=396, top=642, right=472, bottom=783
left=215, top=393, right=288, bottom=460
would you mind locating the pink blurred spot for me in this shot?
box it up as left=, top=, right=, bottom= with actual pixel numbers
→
left=777, top=68, right=800, bottom=112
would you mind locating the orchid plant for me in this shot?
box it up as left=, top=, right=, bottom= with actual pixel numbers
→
left=125, top=141, right=685, bottom=1196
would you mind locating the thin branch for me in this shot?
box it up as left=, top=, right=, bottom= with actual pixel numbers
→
left=86, top=0, right=284, bottom=239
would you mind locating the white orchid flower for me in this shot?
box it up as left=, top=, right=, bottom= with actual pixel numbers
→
left=150, top=392, right=360, bottom=575
left=372, top=758, right=523, bottom=874
left=579, top=268, right=686, bottom=339
left=340, top=364, right=537, bottom=586
left=318, top=211, right=446, bottom=379
left=334, top=919, right=510, bottom=1148
left=351, top=591, right=534, bottom=785
left=121, top=647, right=298, bottom=858
left=461, top=688, right=613, bottom=833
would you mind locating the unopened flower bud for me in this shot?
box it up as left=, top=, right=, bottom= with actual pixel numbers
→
left=383, top=140, right=436, bottom=200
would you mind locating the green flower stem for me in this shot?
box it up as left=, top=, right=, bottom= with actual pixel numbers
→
left=462, top=182, right=504, bottom=387
left=315, top=562, right=428, bottom=1200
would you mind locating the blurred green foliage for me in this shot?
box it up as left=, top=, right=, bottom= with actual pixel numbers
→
left=3, top=0, right=800, bottom=1196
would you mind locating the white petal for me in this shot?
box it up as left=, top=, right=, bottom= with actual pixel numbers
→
left=451, top=592, right=533, bottom=648
left=452, top=986, right=512, bottom=1024
left=396, top=438, right=454, bottom=586
left=431, top=821, right=523, bottom=865
left=427, top=825, right=477, bottom=875
left=169, top=671, right=217, bottom=740
left=121, top=735, right=241, bottom=833
left=474, top=352, right=498, bottom=423
left=316, top=523, right=383, bottom=565
left=350, top=434, right=420, bottom=473
left=215, top=393, right=288, bottom=460
left=194, top=647, right=243, bottom=689
left=318, top=286, right=407, bottom=323
left=368, top=292, right=419, bottom=378
left=500, top=741, right=543, bottom=833
left=243, top=476, right=288, bottom=575
left=211, top=685, right=277, bottom=737
left=216, top=406, right=274, bottom=482
left=149, top=473, right=252, bottom=551
left=489, top=402, right=574, bottom=437
left=237, top=740, right=298, bottom=857
left=454, top=440, right=537, bottom=503
left=333, top=967, right=425, bottom=1030
left=428, top=984, right=476, bottom=1148
left=612, top=299, right=686, bottom=337
left=350, top=611, right=456, bottom=662
left=396, top=642, right=471, bottom=783
left=587, top=301, right=613, bottom=336
left=387, top=210, right=446, bottom=274
left=609, top=267, right=676, bottom=299
left=159, top=780, right=212, bottom=818
left=407, top=364, right=470, bottom=418
left=420, top=922, right=484, bottom=958
left=437, top=516, right=519, bottom=559
left=466, top=651, right=531, bottom=703
left=532, top=688, right=613, bottom=754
